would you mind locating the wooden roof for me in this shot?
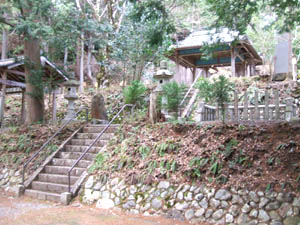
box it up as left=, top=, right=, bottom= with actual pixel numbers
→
left=0, top=56, right=68, bottom=93
left=169, top=29, right=263, bottom=68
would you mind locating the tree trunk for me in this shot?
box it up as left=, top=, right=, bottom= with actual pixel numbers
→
left=79, top=33, right=84, bottom=92
left=24, top=37, right=44, bottom=124
left=1, top=29, right=7, bottom=59
left=64, top=47, right=68, bottom=71
left=75, top=39, right=81, bottom=79
left=87, top=36, right=95, bottom=86
left=0, top=29, right=8, bottom=126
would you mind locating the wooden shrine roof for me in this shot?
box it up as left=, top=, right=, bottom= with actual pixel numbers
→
left=0, top=56, right=68, bottom=93
left=168, top=29, right=263, bottom=68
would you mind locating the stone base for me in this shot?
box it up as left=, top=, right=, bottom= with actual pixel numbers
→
left=15, top=184, right=24, bottom=197
left=60, top=192, right=72, bottom=205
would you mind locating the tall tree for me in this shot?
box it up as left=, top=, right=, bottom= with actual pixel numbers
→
left=205, top=0, right=300, bottom=34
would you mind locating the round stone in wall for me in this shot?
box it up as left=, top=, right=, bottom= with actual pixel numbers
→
left=215, top=189, right=232, bottom=201
left=151, top=197, right=163, bottom=210
left=96, top=199, right=115, bottom=209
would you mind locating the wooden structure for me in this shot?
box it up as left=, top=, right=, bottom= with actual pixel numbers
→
left=196, top=89, right=298, bottom=123
left=169, top=29, right=263, bottom=81
left=0, top=56, right=68, bottom=125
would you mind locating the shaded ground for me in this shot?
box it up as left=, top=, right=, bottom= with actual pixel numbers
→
left=0, top=192, right=210, bottom=225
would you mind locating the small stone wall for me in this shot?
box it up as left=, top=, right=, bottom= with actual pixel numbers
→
left=82, top=176, right=300, bottom=225
left=0, top=167, right=21, bottom=191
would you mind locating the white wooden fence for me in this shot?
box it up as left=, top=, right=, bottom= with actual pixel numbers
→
left=196, top=89, right=299, bottom=122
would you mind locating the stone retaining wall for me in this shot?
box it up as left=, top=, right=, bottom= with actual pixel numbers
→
left=82, top=176, right=300, bottom=225
left=0, top=167, right=21, bottom=191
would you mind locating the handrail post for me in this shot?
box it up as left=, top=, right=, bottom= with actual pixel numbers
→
left=68, top=171, right=71, bottom=193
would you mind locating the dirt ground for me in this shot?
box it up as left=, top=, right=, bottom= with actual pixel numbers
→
left=0, top=192, right=211, bottom=225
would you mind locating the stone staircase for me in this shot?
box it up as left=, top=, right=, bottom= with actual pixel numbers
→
left=23, top=124, right=119, bottom=202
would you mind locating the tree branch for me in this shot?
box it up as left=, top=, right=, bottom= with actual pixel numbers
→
left=0, top=16, right=14, bottom=27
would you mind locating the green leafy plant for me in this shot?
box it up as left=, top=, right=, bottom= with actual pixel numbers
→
left=196, top=75, right=234, bottom=123
left=138, top=145, right=151, bottom=159
left=162, top=81, right=185, bottom=117
left=123, top=80, right=147, bottom=106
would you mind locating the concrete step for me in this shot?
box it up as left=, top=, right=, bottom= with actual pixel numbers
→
left=52, top=158, right=91, bottom=168
left=31, top=181, right=69, bottom=194
left=83, top=125, right=119, bottom=133
left=24, top=189, right=61, bottom=202
left=64, top=145, right=102, bottom=154
left=38, top=173, right=78, bottom=185
left=76, top=132, right=113, bottom=140
left=59, top=152, right=96, bottom=161
left=44, top=165, right=85, bottom=176
left=71, top=139, right=108, bottom=147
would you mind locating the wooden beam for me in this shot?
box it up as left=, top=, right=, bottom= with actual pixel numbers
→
left=231, top=47, right=237, bottom=77
left=0, top=78, right=26, bottom=88
left=0, top=69, right=26, bottom=77
left=179, top=55, right=195, bottom=68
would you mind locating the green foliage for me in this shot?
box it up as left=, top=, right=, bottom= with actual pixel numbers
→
left=155, top=139, right=179, bottom=157
left=123, top=80, right=147, bottom=106
left=196, top=76, right=234, bottom=123
left=138, top=145, right=151, bottom=159
left=89, top=152, right=107, bottom=173
left=162, top=81, right=185, bottom=115
left=130, top=0, right=175, bottom=47
left=206, top=0, right=300, bottom=34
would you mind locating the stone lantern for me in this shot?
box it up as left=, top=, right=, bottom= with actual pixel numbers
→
left=63, top=72, right=80, bottom=123
left=153, top=60, right=174, bottom=117
left=153, top=60, right=174, bottom=91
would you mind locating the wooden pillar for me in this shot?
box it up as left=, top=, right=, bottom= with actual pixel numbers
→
left=52, top=89, right=57, bottom=124
left=234, top=90, right=239, bottom=122
left=243, top=92, right=248, bottom=120
left=231, top=47, right=236, bottom=77
left=254, top=91, right=259, bottom=120
left=274, top=89, right=280, bottom=120
left=0, top=72, right=7, bottom=127
left=192, top=67, right=196, bottom=82
left=149, top=90, right=157, bottom=124
left=204, top=68, right=209, bottom=78
left=21, top=89, right=26, bottom=124
left=264, top=89, right=270, bottom=120
left=241, top=62, right=246, bottom=77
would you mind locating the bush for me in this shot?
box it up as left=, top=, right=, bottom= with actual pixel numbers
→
left=123, top=80, right=147, bottom=106
left=196, top=76, right=234, bottom=123
left=162, top=81, right=185, bottom=116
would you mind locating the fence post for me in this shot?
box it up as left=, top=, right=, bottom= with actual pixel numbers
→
left=264, top=89, right=269, bottom=121
left=243, top=92, right=248, bottom=121
left=234, top=90, right=239, bottom=122
left=225, top=103, right=229, bottom=122
left=285, top=98, right=293, bottom=121
left=216, top=104, right=220, bottom=121
left=254, top=91, right=259, bottom=120
left=198, top=101, right=205, bottom=122
left=274, top=88, right=280, bottom=120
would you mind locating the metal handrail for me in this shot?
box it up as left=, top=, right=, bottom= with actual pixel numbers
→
left=67, top=104, right=133, bottom=193
left=179, top=73, right=201, bottom=107
left=22, top=107, right=89, bottom=184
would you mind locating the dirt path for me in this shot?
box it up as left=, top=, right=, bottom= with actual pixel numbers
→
left=0, top=192, right=211, bottom=225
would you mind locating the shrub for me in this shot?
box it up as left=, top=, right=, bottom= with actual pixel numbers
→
left=123, top=80, right=147, bottom=106
left=196, top=75, right=234, bottom=123
left=162, top=81, right=185, bottom=116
